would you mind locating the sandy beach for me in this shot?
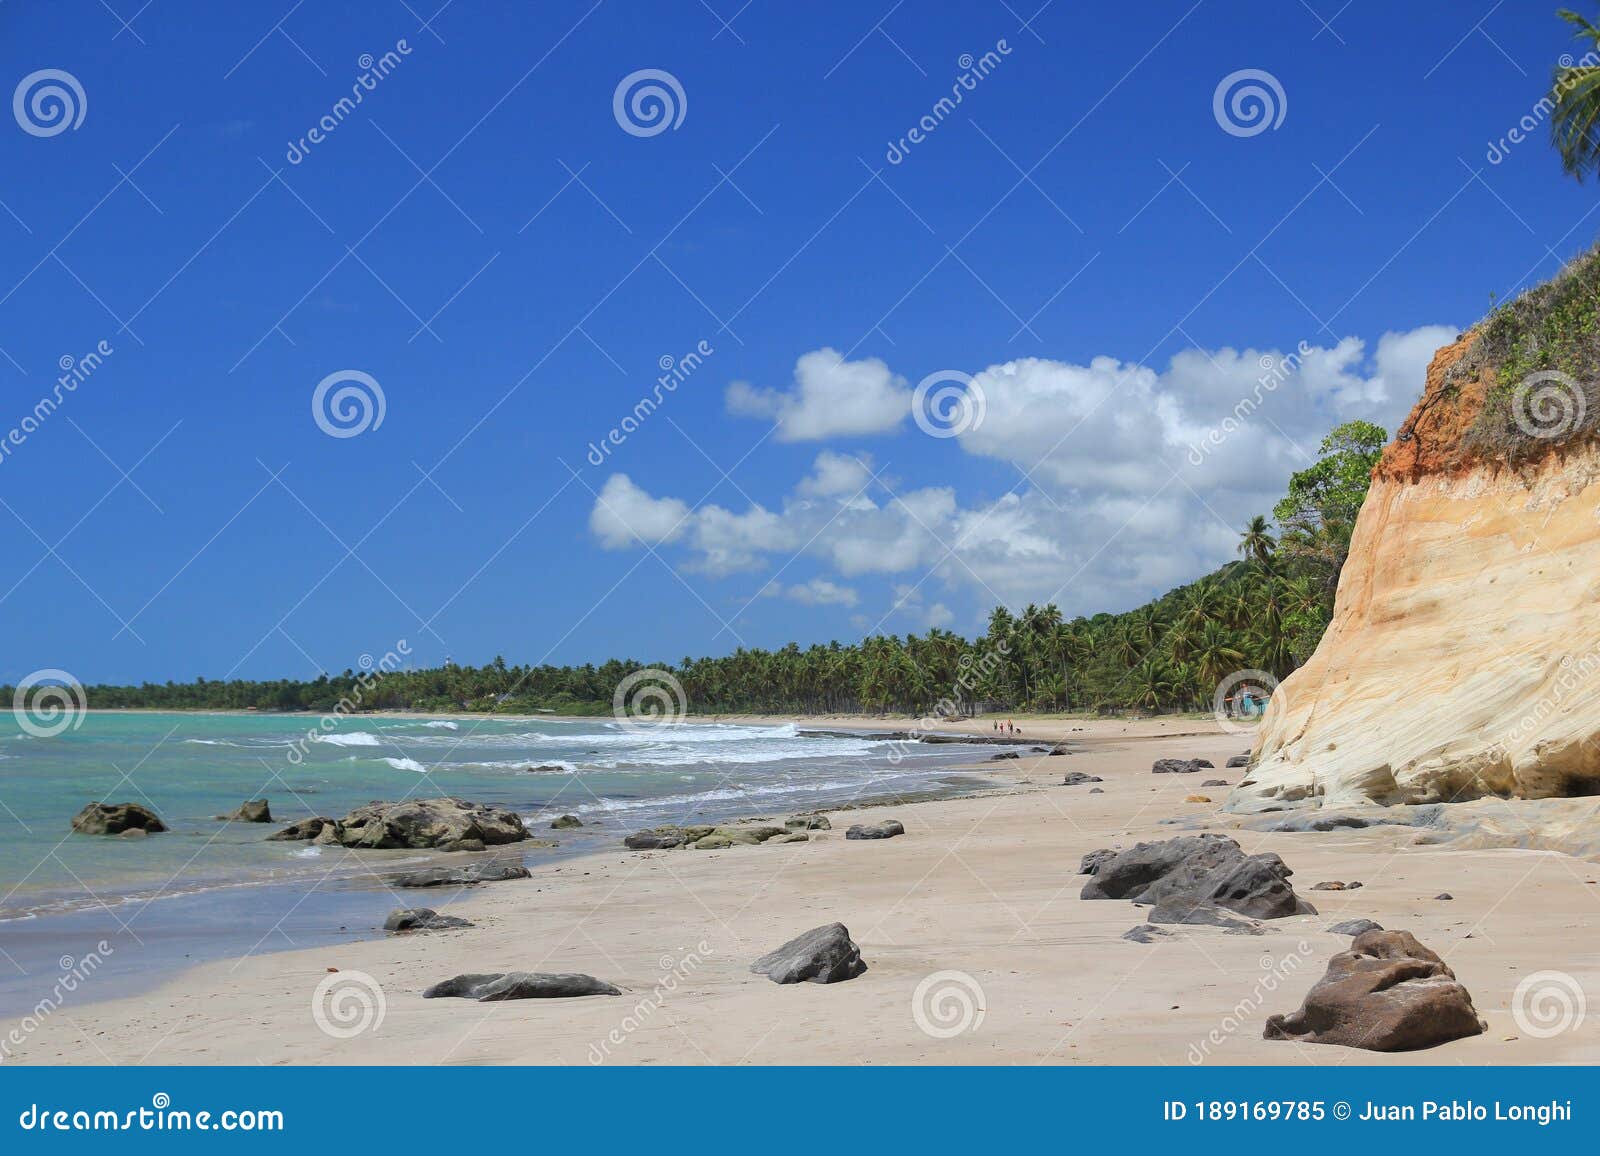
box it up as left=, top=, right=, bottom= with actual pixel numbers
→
left=6, top=715, right=1597, bottom=1066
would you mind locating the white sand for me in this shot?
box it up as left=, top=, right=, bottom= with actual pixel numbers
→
left=7, top=716, right=1599, bottom=1065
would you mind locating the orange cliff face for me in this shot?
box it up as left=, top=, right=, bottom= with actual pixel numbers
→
left=1229, top=333, right=1600, bottom=812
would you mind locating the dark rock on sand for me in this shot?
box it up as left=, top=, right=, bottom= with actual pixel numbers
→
left=624, top=829, right=685, bottom=850
left=71, top=802, right=166, bottom=836
left=1122, top=924, right=1171, bottom=943
left=550, top=814, right=583, bottom=829
left=1435, top=892, right=1454, bottom=900
left=394, top=863, right=531, bottom=888
left=1311, top=881, right=1349, bottom=891
left=750, top=922, right=867, bottom=984
left=1079, top=848, right=1118, bottom=875
left=845, top=820, right=905, bottom=840
left=1151, top=759, right=1206, bottom=775
left=1263, top=930, right=1485, bottom=1051
left=1147, top=900, right=1262, bottom=934
left=217, top=799, right=272, bottom=823
left=1226, top=754, right=1251, bottom=768
left=1200, top=779, right=1229, bottom=788
left=384, top=907, right=474, bottom=932
left=786, top=815, right=832, bottom=831
left=1081, top=834, right=1315, bottom=920
left=1327, top=918, right=1383, bottom=937
left=423, top=972, right=621, bottom=1000
left=989, top=751, right=1021, bottom=761
left=1061, top=772, right=1104, bottom=786
left=1088, top=787, right=1104, bottom=794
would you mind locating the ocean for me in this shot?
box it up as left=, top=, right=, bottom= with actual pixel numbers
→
left=0, top=712, right=995, bottom=1013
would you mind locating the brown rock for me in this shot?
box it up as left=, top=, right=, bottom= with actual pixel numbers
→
left=1264, top=930, right=1485, bottom=1051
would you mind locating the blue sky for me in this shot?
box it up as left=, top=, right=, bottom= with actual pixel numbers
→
left=0, top=0, right=1594, bottom=684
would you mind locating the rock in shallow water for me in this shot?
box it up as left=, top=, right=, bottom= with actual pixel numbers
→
left=750, top=922, right=867, bottom=984
left=1264, top=930, right=1485, bottom=1051
left=266, top=798, right=530, bottom=851
left=423, top=972, right=621, bottom=1000
left=550, top=814, right=583, bottom=829
left=71, top=802, right=166, bottom=836
left=217, top=799, right=272, bottom=823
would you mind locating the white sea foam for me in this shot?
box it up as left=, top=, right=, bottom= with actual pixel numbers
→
left=291, top=846, right=322, bottom=858
left=420, top=721, right=458, bottom=730
left=314, top=732, right=383, bottom=747
left=382, top=756, right=428, bottom=773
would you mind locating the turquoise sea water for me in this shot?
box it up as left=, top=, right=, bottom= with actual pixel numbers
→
left=0, top=711, right=992, bottom=921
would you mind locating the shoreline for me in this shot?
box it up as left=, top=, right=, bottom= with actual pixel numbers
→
left=9, top=716, right=1598, bottom=1065
left=0, top=718, right=1010, bottom=1019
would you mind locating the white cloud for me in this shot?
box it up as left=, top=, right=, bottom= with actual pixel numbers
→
left=761, top=577, right=860, bottom=606
left=589, top=474, right=690, bottom=549
left=595, top=324, right=1455, bottom=620
left=726, top=348, right=910, bottom=440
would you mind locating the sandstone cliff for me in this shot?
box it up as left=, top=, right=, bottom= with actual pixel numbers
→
left=1231, top=315, right=1600, bottom=811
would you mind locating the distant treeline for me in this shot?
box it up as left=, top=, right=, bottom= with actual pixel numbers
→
left=31, top=423, right=1383, bottom=720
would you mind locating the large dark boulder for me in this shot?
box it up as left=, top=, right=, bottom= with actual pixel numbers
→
left=1081, top=835, right=1315, bottom=920
left=845, top=820, right=905, bottom=841
left=1226, top=754, right=1251, bottom=768
left=335, top=797, right=529, bottom=850
left=384, top=907, right=474, bottom=932
left=217, top=799, right=271, bottom=823
left=423, top=972, right=621, bottom=1000
left=750, top=923, right=867, bottom=984
left=1264, top=930, right=1485, bottom=1051
left=71, top=802, right=166, bottom=836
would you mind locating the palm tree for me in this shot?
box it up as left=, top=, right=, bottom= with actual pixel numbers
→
left=1550, top=9, right=1600, bottom=181
left=1238, top=515, right=1276, bottom=566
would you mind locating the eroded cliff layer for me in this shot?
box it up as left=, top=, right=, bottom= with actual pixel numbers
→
left=1231, top=331, right=1600, bottom=810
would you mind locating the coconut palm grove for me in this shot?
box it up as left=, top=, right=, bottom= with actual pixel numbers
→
left=38, top=422, right=1386, bottom=718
